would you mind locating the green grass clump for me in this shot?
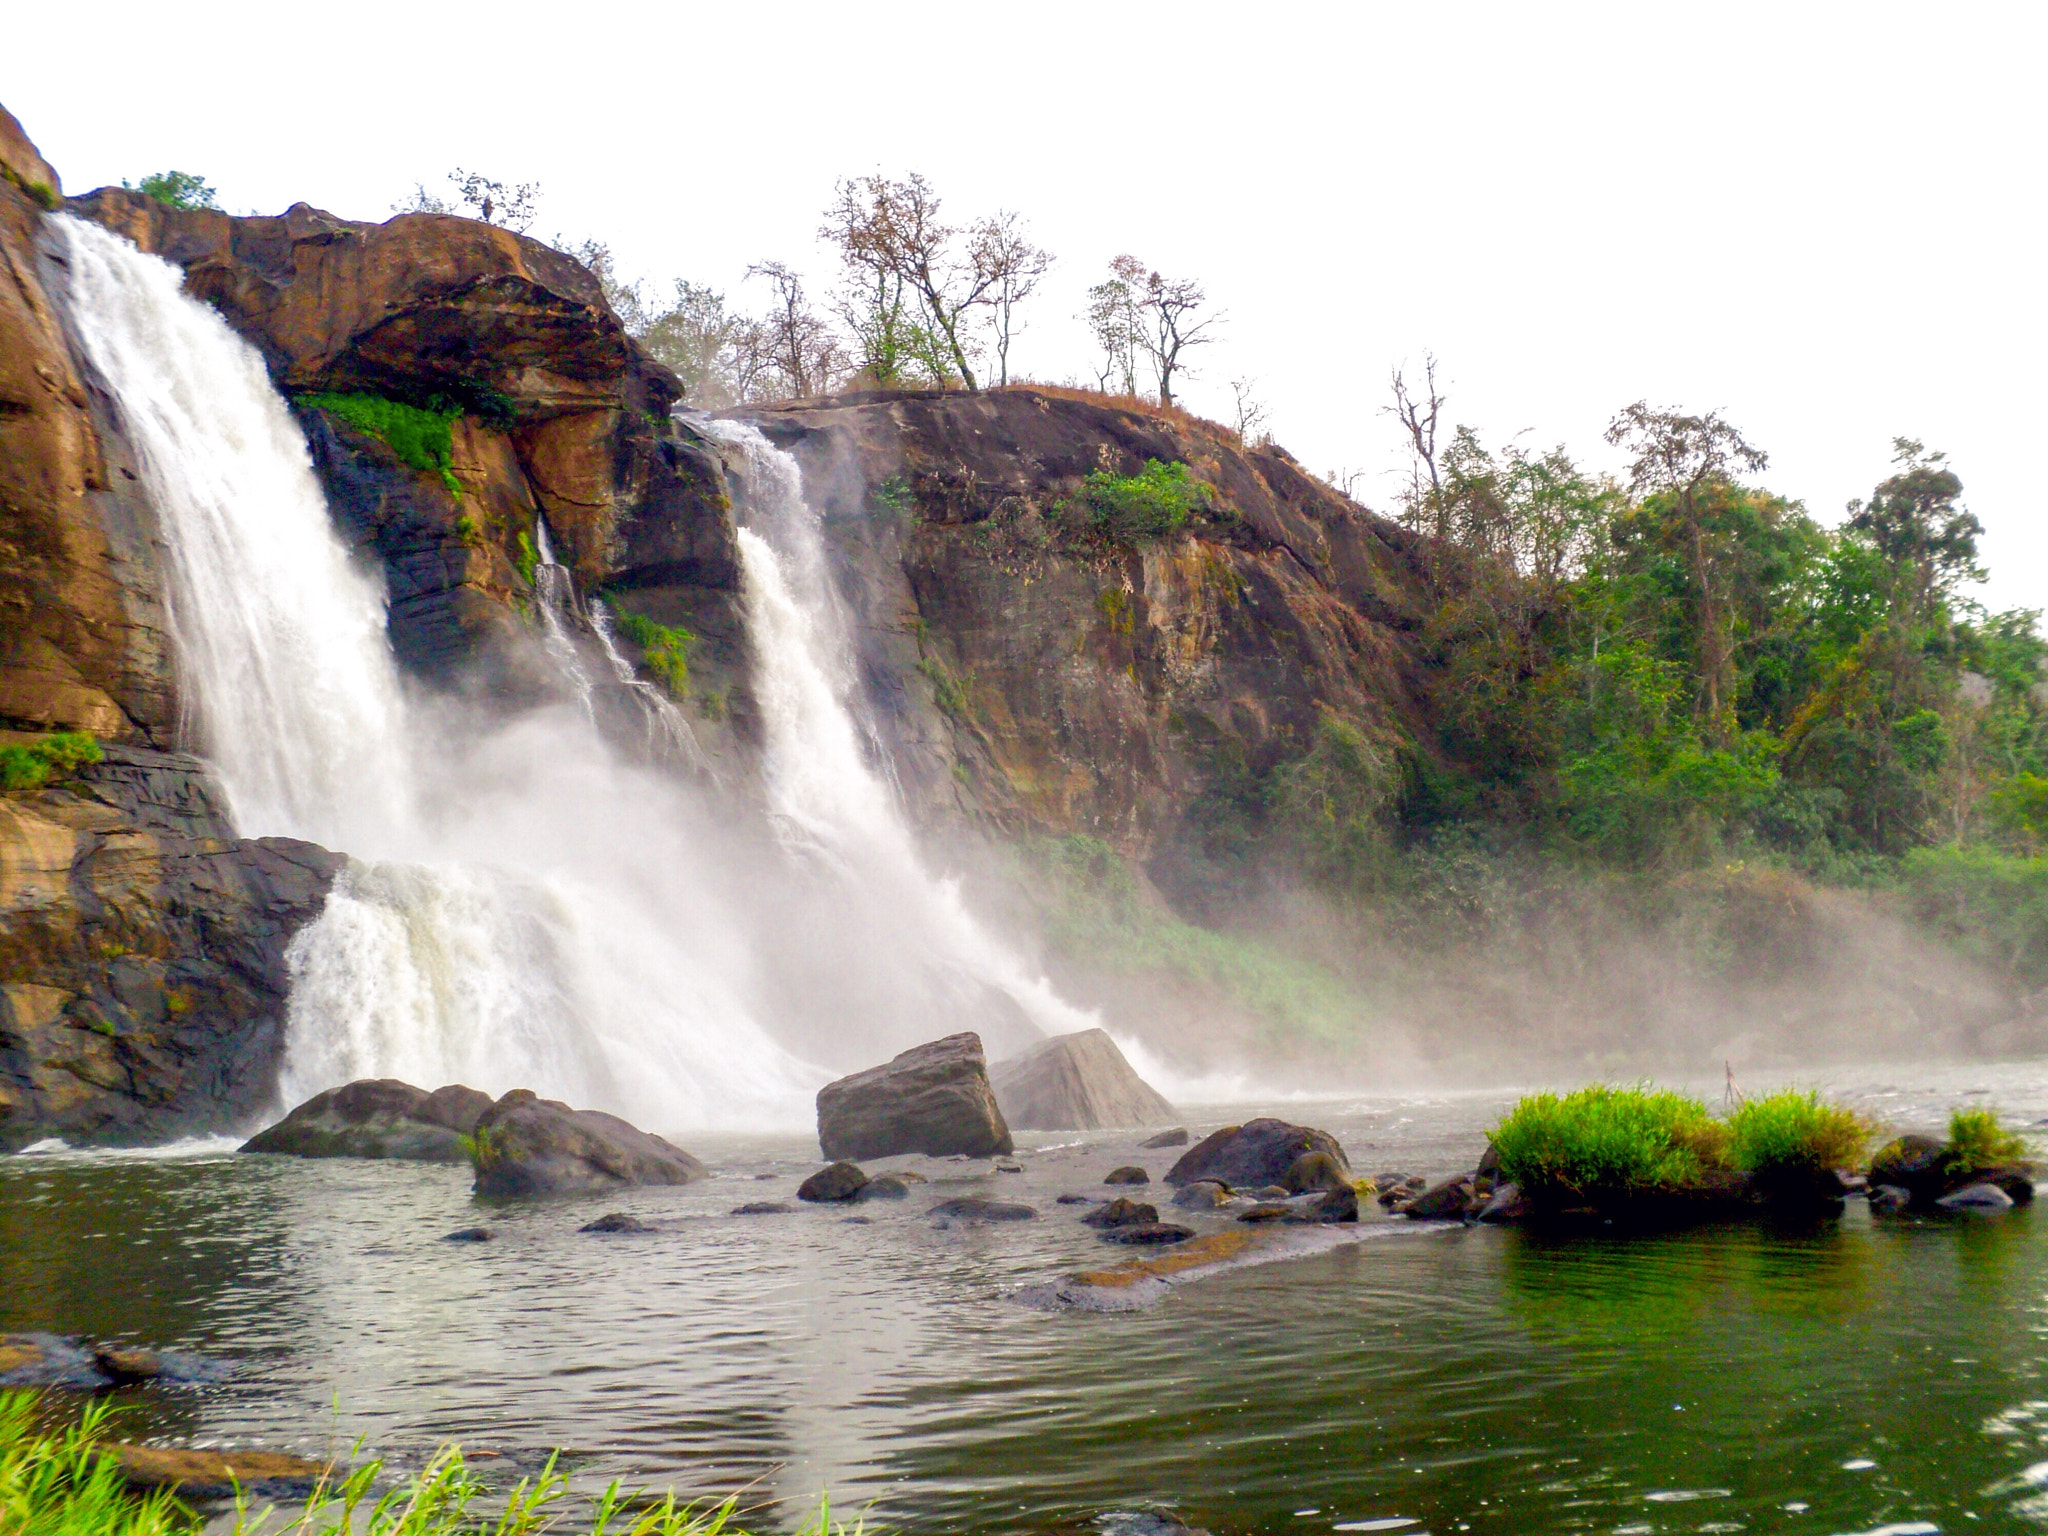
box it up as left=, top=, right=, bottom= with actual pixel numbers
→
left=615, top=610, right=694, bottom=697
left=1490, top=1084, right=1731, bottom=1201
left=0, top=731, right=102, bottom=792
left=0, top=1389, right=861, bottom=1535
left=302, top=393, right=462, bottom=496
left=457, top=1124, right=506, bottom=1172
left=1727, top=1090, right=1871, bottom=1184
left=1082, top=459, right=1209, bottom=542
left=1945, top=1106, right=2028, bottom=1174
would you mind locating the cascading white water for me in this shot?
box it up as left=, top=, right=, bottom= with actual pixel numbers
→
left=49, top=216, right=817, bottom=1131
left=707, top=420, right=1099, bottom=1047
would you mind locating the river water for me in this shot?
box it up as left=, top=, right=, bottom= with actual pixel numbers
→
left=6, top=1067, right=2047, bottom=1535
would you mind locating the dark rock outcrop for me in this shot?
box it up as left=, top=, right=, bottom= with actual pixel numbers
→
left=1281, top=1150, right=1352, bottom=1195
left=1, top=748, right=342, bottom=1151
left=1171, top=1180, right=1232, bottom=1211
left=1165, top=1119, right=1350, bottom=1189
left=1141, top=1126, right=1190, bottom=1148
left=1081, top=1197, right=1158, bottom=1229
left=797, top=1160, right=869, bottom=1202
left=1100, top=1221, right=1193, bottom=1245
left=856, top=1173, right=914, bottom=1201
left=816, top=1032, right=1013, bottom=1161
left=468, top=1088, right=706, bottom=1197
left=580, top=1211, right=654, bottom=1233
left=928, top=1195, right=1036, bottom=1222
left=988, top=1027, right=1175, bottom=1131
left=732, top=1201, right=792, bottom=1215
left=1404, top=1177, right=1481, bottom=1220
left=241, top=1078, right=490, bottom=1161
left=1104, top=1165, right=1149, bottom=1185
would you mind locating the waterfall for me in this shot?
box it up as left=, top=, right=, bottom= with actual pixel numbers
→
left=706, top=420, right=1097, bottom=1051
left=48, top=216, right=816, bottom=1132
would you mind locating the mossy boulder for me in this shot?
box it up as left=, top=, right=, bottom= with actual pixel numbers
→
left=242, top=1078, right=491, bottom=1161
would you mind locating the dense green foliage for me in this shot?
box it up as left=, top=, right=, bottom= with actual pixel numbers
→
left=124, top=171, right=218, bottom=211
left=1727, top=1090, right=1871, bottom=1182
left=614, top=609, right=694, bottom=697
left=1943, top=1106, right=2027, bottom=1173
left=301, top=394, right=462, bottom=495
left=1083, top=459, right=1209, bottom=541
left=1490, top=1085, right=1731, bottom=1199
left=0, top=1391, right=852, bottom=1536
left=0, top=731, right=102, bottom=792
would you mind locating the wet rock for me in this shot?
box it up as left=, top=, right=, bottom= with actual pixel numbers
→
left=580, top=1211, right=654, bottom=1233
left=1476, top=1182, right=1531, bottom=1225
left=90, top=1347, right=162, bottom=1384
left=443, top=1226, right=494, bottom=1242
left=842, top=1215, right=871, bottom=1224
left=1099, top=1222, right=1194, bottom=1245
left=1141, top=1127, right=1191, bottom=1149
left=242, top=1078, right=492, bottom=1162
left=1081, top=1198, right=1158, bottom=1229
left=988, top=1027, right=1175, bottom=1130
left=1312, top=1184, right=1360, bottom=1224
left=1477, top=1142, right=1502, bottom=1176
left=1867, top=1183, right=1911, bottom=1213
left=997, top=1162, right=1025, bottom=1173
left=1869, top=1135, right=1945, bottom=1200
left=1171, top=1180, right=1232, bottom=1211
left=468, top=1089, right=707, bottom=1197
left=1236, top=1202, right=1295, bottom=1224
left=928, top=1196, right=1036, bottom=1222
left=1937, top=1182, right=2015, bottom=1211
left=1973, top=1165, right=2037, bottom=1204
left=1404, top=1176, right=1479, bottom=1220
left=0, top=1332, right=108, bottom=1387
left=1104, top=1165, right=1150, bottom=1185
left=798, top=1161, right=869, bottom=1202
left=856, top=1174, right=913, bottom=1201
left=1379, top=1175, right=1428, bottom=1208
left=1253, top=1185, right=1290, bottom=1201
left=1056, top=1193, right=1100, bottom=1205
left=1165, top=1119, right=1349, bottom=1189
left=111, top=1444, right=327, bottom=1499
left=1281, top=1150, right=1351, bottom=1195
left=731, top=1201, right=792, bottom=1215
left=817, top=1033, right=1013, bottom=1161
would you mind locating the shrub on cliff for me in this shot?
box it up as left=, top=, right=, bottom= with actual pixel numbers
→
left=123, top=170, right=219, bottom=211
left=0, top=731, right=101, bottom=791
left=300, top=393, right=461, bottom=495
left=1491, top=1084, right=1731, bottom=1202
left=613, top=608, right=694, bottom=696
left=1082, top=459, right=1209, bottom=541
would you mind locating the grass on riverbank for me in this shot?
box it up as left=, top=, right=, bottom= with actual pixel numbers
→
left=0, top=1391, right=860, bottom=1536
left=1727, top=1090, right=1873, bottom=1189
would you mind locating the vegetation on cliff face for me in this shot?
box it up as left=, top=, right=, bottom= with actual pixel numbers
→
left=0, top=731, right=100, bottom=791
left=300, top=393, right=462, bottom=496
left=613, top=608, right=694, bottom=697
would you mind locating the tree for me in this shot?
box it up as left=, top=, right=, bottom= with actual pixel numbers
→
left=1604, top=403, right=1770, bottom=741
left=821, top=173, right=1007, bottom=389
left=1846, top=438, right=1984, bottom=620
left=1085, top=255, right=1144, bottom=396
left=1388, top=355, right=1448, bottom=540
left=745, top=262, right=842, bottom=400
left=1130, top=262, right=1218, bottom=408
left=126, top=171, right=217, bottom=211
left=447, top=170, right=540, bottom=232
left=974, top=211, right=1053, bottom=387
left=1229, top=377, right=1269, bottom=448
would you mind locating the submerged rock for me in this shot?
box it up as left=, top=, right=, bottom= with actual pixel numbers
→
left=856, top=1174, right=914, bottom=1201
left=1165, top=1120, right=1350, bottom=1190
left=1099, top=1222, right=1194, bottom=1245
left=1405, top=1177, right=1479, bottom=1220
left=1867, top=1183, right=1911, bottom=1213
left=1056, top=1193, right=1101, bottom=1205
left=242, top=1079, right=492, bottom=1162
left=1141, top=1127, right=1191, bottom=1149
left=929, top=1196, right=1036, bottom=1222
left=1081, top=1198, right=1158, bottom=1229
left=988, top=1028, right=1176, bottom=1131
left=1475, top=1182, right=1530, bottom=1225
left=1171, top=1180, right=1232, bottom=1211
left=1937, top=1182, right=2015, bottom=1211
left=731, top=1201, right=792, bottom=1215
left=798, top=1161, right=869, bottom=1202
left=1104, top=1165, right=1150, bottom=1185
left=111, top=1444, right=326, bottom=1499
left=0, top=1333, right=107, bottom=1388
left=817, top=1033, right=1013, bottom=1161
left=444, top=1226, right=494, bottom=1242
left=579, top=1211, right=654, bottom=1233
left=468, top=1089, right=706, bottom=1197
left=1236, top=1202, right=1294, bottom=1224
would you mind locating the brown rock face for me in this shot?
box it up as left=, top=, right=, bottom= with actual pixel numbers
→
left=0, top=747, right=342, bottom=1150
left=241, top=1077, right=492, bottom=1162
left=816, top=1032, right=1014, bottom=1161
left=0, top=108, right=173, bottom=744
left=468, top=1087, right=708, bottom=1197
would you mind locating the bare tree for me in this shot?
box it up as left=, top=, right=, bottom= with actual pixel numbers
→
left=746, top=262, right=843, bottom=400
left=821, top=173, right=1001, bottom=388
left=974, top=210, right=1053, bottom=386
left=1387, top=355, right=1447, bottom=529
left=1130, top=263, right=1219, bottom=408
left=1084, top=254, right=1145, bottom=395
left=1229, top=377, right=1269, bottom=448
left=447, top=170, right=540, bottom=232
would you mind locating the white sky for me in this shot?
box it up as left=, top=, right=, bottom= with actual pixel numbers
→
left=9, top=3, right=2044, bottom=608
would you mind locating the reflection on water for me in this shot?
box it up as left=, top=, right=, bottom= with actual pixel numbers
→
left=3, top=1084, right=2047, bottom=1534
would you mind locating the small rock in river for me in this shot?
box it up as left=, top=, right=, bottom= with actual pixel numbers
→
left=797, top=1161, right=869, bottom=1202
left=90, top=1348, right=162, bottom=1384
left=1937, top=1182, right=2015, bottom=1211
left=1405, top=1176, right=1479, bottom=1220
left=580, top=1212, right=654, bottom=1233
left=856, top=1174, right=913, bottom=1201
left=443, top=1226, right=494, bottom=1243
left=731, top=1202, right=792, bottom=1215
left=1171, top=1181, right=1231, bottom=1211
left=1141, top=1127, right=1190, bottom=1149
left=997, top=1162, right=1025, bottom=1173
left=1082, top=1198, right=1158, bottom=1229
left=1104, top=1165, right=1150, bottom=1185
left=1056, top=1193, right=1100, bottom=1205
left=1312, top=1184, right=1360, bottom=1224
left=928, top=1196, right=1036, bottom=1222
left=1867, top=1183, right=1912, bottom=1213
left=1281, top=1150, right=1352, bottom=1195
left=1099, top=1222, right=1194, bottom=1245
left=1236, top=1202, right=1295, bottom=1224
left=1475, top=1182, right=1530, bottom=1225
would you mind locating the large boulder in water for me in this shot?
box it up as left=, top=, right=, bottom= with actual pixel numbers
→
left=469, top=1088, right=706, bottom=1197
left=989, top=1028, right=1176, bottom=1131
left=816, top=1033, right=1013, bottom=1161
left=1165, top=1118, right=1350, bottom=1188
left=242, top=1079, right=492, bottom=1161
